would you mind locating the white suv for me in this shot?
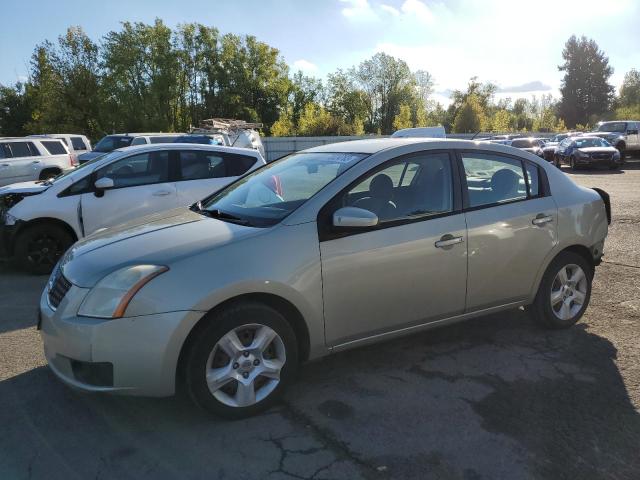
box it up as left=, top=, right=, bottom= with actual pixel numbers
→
left=0, top=137, right=73, bottom=187
left=29, top=134, right=92, bottom=164
left=0, top=143, right=265, bottom=273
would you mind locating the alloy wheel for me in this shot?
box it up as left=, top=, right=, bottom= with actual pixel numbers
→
left=550, top=264, right=587, bottom=321
left=205, top=323, right=286, bottom=408
left=26, top=234, right=64, bottom=267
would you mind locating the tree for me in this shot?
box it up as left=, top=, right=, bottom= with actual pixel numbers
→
left=0, top=82, right=33, bottom=136
left=271, top=108, right=294, bottom=136
left=452, top=94, right=487, bottom=133
left=619, top=69, right=640, bottom=108
left=532, top=106, right=558, bottom=132
left=491, top=109, right=513, bottom=132
left=352, top=53, right=419, bottom=134
left=558, top=35, right=614, bottom=128
left=289, top=71, right=323, bottom=126
left=393, top=104, right=412, bottom=131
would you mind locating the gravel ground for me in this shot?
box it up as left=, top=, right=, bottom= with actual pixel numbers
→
left=0, top=161, right=639, bottom=480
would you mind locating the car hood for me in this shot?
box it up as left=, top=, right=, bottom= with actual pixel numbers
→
left=518, top=147, right=540, bottom=153
left=577, top=147, right=618, bottom=154
left=0, top=180, right=50, bottom=196
left=77, top=151, right=104, bottom=161
left=63, top=207, right=266, bottom=287
left=590, top=132, right=621, bottom=139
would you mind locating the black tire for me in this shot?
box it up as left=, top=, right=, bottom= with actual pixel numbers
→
left=616, top=144, right=625, bottom=161
left=554, top=155, right=561, bottom=168
left=529, top=251, right=593, bottom=329
left=569, top=156, right=578, bottom=170
left=14, top=223, right=74, bottom=275
left=184, top=301, right=298, bottom=419
left=39, top=168, right=61, bottom=180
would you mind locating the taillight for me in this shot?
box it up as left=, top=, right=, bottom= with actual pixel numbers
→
left=70, top=154, right=78, bottom=167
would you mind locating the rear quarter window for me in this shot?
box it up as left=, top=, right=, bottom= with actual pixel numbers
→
left=41, top=141, right=67, bottom=155
left=226, top=154, right=258, bottom=176
left=71, top=137, right=87, bottom=150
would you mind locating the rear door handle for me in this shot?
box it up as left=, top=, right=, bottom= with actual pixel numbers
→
left=153, top=190, right=172, bottom=196
left=435, top=234, right=464, bottom=248
left=0, top=164, right=9, bottom=168
left=31, top=160, right=40, bottom=164
left=532, top=214, right=553, bottom=226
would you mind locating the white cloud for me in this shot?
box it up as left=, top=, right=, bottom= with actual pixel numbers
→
left=400, top=0, right=434, bottom=24
left=380, top=4, right=400, bottom=16
left=292, top=59, right=319, bottom=73
left=339, top=0, right=378, bottom=21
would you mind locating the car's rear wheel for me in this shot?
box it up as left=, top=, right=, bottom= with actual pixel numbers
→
left=184, top=302, right=298, bottom=419
left=39, top=168, right=61, bottom=180
left=529, top=251, right=592, bottom=329
left=14, top=223, right=74, bottom=275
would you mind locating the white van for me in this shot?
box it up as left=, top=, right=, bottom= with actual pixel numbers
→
left=0, top=143, right=265, bottom=273
left=0, top=137, right=73, bottom=187
left=391, top=126, right=446, bottom=139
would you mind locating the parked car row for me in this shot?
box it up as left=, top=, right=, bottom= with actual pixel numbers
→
left=0, top=144, right=266, bottom=273
left=32, top=138, right=610, bottom=418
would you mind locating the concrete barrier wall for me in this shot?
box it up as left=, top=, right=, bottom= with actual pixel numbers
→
left=262, top=132, right=556, bottom=161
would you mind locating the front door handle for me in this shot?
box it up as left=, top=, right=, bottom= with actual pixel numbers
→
left=435, top=234, right=464, bottom=248
left=153, top=190, right=172, bottom=196
left=0, top=164, right=9, bottom=168
left=31, top=160, right=40, bottom=164
left=532, top=214, right=553, bottom=226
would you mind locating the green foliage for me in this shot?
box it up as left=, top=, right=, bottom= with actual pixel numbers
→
left=270, top=108, right=294, bottom=136
left=491, top=110, right=513, bottom=132
left=619, top=69, right=640, bottom=108
left=452, top=94, right=487, bottom=133
left=393, top=104, right=413, bottom=131
left=555, top=118, right=567, bottom=132
left=0, top=82, right=33, bottom=136
left=615, top=105, right=640, bottom=120
left=558, top=35, right=614, bottom=128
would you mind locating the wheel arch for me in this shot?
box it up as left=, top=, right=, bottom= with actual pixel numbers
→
left=38, top=167, right=63, bottom=179
left=10, top=217, right=78, bottom=255
left=175, top=292, right=311, bottom=388
left=530, top=243, right=596, bottom=304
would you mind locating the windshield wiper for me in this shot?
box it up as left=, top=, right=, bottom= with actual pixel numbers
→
left=200, top=208, right=252, bottom=226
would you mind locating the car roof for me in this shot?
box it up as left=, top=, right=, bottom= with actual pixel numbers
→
left=303, top=138, right=544, bottom=157
left=1, top=136, right=63, bottom=142
left=111, top=143, right=260, bottom=156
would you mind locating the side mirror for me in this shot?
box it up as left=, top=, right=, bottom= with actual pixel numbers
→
left=332, top=207, right=379, bottom=229
left=94, top=177, right=114, bottom=197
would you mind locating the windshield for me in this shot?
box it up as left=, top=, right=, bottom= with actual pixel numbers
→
left=49, top=151, right=113, bottom=184
left=94, top=135, right=134, bottom=152
left=575, top=138, right=610, bottom=148
left=597, top=122, right=626, bottom=133
left=511, top=139, right=537, bottom=148
left=200, top=152, right=368, bottom=227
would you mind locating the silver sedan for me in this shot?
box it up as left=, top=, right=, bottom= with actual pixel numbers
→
left=39, top=138, right=610, bottom=418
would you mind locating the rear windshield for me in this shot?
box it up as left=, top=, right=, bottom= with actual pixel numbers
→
left=94, top=136, right=134, bottom=153
left=150, top=136, right=180, bottom=144
left=511, top=139, right=536, bottom=148
left=41, top=140, right=67, bottom=155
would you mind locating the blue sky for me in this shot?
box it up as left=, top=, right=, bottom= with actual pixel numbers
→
left=1, top=0, right=638, bottom=105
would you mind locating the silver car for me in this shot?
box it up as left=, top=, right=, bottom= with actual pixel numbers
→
left=39, top=139, right=610, bottom=418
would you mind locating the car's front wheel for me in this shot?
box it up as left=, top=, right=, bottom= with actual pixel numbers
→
left=184, top=302, right=298, bottom=418
left=529, top=251, right=592, bottom=329
left=14, top=223, right=74, bottom=275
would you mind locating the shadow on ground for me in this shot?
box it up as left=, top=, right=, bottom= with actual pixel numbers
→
left=1, top=308, right=638, bottom=479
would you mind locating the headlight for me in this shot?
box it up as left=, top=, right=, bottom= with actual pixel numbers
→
left=3, top=212, right=18, bottom=226
left=78, top=265, right=168, bottom=318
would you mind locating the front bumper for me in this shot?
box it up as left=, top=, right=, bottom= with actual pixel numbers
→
left=39, top=286, right=203, bottom=396
left=574, top=156, right=621, bottom=167
left=0, top=222, right=18, bottom=258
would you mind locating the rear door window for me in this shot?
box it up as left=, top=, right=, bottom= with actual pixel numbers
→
left=462, top=153, right=527, bottom=207
left=8, top=142, right=35, bottom=158
left=178, top=151, right=257, bottom=180
left=41, top=141, right=67, bottom=155
left=150, top=136, right=179, bottom=144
